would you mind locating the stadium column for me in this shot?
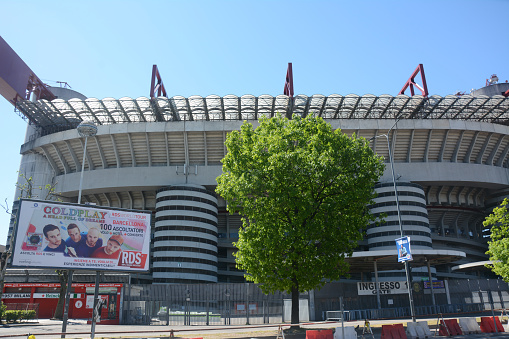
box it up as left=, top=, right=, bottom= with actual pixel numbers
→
left=154, top=185, right=218, bottom=283
left=368, top=182, right=432, bottom=253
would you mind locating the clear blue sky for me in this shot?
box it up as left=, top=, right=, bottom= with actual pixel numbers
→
left=0, top=0, right=508, bottom=245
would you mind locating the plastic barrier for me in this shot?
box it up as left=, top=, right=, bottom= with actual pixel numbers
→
left=480, top=316, right=495, bottom=333
left=480, top=316, right=504, bottom=333
left=470, top=318, right=482, bottom=333
left=406, top=322, right=418, bottom=339
left=333, top=326, right=358, bottom=339
left=439, top=319, right=462, bottom=336
left=393, top=324, right=408, bottom=339
left=495, top=316, right=505, bottom=332
left=417, top=321, right=432, bottom=337
left=406, top=322, right=428, bottom=338
left=438, top=320, right=450, bottom=336
left=447, top=319, right=463, bottom=336
left=306, top=329, right=333, bottom=339
left=391, top=326, right=400, bottom=338
left=381, top=324, right=407, bottom=339
left=458, top=317, right=481, bottom=334
left=381, top=324, right=393, bottom=339
left=322, top=329, right=333, bottom=339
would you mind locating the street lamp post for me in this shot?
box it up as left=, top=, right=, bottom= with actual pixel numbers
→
left=77, top=121, right=98, bottom=204
left=370, top=119, right=416, bottom=322
left=61, top=121, right=98, bottom=338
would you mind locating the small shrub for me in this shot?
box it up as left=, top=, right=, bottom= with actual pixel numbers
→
left=5, top=310, right=22, bottom=322
left=22, top=310, right=36, bottom=320
left=0, top=302, right=6, bottom=321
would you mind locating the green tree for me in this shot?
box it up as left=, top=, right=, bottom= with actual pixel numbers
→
left=216, top=114, right=385, bottom=325
left=484, top=198, right=509, bottom=282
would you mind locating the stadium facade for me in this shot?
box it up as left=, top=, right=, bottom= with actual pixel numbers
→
left=5, top=81, right=509, bottom=284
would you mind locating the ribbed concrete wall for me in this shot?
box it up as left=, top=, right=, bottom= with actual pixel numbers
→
left=153, top=185, right=218, bottom=283
left=369, top=182, right=431, bottom=251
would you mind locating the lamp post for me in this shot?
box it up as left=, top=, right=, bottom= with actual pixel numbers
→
left=77, top=121, right=98, bottom=204
left=224, top=288, right=231, bottom=325
left=76, top=121, right=104, bottom=339
left=61, top=121, right=98, bottom=338
left=369, top=119, right=416, bottom=322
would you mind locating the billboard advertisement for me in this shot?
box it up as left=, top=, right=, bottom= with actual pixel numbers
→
left=395, top=236, right=412, bottom=262
left=11, top=199, right=151, bottom=272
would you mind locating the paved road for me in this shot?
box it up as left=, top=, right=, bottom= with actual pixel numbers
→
left=2, top=318, right=509, bottom=339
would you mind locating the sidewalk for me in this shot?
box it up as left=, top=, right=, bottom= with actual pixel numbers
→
left=2, top=317, right=509, bottom=339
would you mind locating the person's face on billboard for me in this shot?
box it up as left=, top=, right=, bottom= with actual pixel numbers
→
left=105, top=239, right=121, bottom=255
left=46, top=228, right=62, bottom=247
left=86, top=229, right=100, bottom=247
left=67, top=227, right=81, bottom=243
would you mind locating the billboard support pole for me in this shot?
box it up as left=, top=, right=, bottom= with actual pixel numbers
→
left=60, top=270, right=74, bottom=338
left=91, top=271, right=101, bottom=339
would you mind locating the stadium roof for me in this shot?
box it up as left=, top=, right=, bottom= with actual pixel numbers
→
left=16, top=93, right=509, bottom=134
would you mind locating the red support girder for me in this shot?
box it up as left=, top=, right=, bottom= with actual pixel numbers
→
left=504, top=89, right=509, bottom=98
left=0, top=36, right=56, bottom=106
left=150, top=65, right=167, bottom=98
left=283, top=62, right=294, bottom=97
left=399, top=64, right=429, bottom=97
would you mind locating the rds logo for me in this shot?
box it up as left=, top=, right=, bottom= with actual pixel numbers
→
left=118, top=251, right=147, bottom=268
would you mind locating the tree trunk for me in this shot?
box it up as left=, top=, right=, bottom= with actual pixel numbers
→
left=53, top=270, right=68, bottom=319
left=0, top=251, right=9, bottom=305
left=291, top=282, right=300, bottom=326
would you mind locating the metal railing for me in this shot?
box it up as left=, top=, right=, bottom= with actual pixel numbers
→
left=121, top=279, right=509, bottom=325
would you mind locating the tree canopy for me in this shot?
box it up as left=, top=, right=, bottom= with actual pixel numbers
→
left=216, top=114, right=385, bottom=323
left=484, top=198, right=509, bottom=282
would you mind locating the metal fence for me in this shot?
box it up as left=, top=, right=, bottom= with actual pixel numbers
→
left=123, top=283, right=290, bottom=325
left=122, top=279, right=509, bottom=325
left=313, top=279, right=509, bottom=321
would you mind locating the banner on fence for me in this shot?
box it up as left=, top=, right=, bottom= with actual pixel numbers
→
left=396, top=236, right=413, bottom=262
left=423, top=280, right=445, bottom=289
left=2, top=293, right=31, bottom=299
left=357, top=281, right=409, bottom=295
left=11, top=199, right=151, bottom=272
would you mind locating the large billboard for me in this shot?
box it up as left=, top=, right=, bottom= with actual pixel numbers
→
left=11, top=199, right=151, bottom=272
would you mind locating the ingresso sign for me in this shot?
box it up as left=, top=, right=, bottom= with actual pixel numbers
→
left=11, top=199, right=151, bottom=272
left=357, top=281, right=409, bottom=295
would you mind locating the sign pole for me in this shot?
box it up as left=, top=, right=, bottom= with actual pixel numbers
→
left=60, top=270, right=74, bottom=338
left=91, top=271, right=101, bottom=339
left=427, top=260, right=437, bottom=314
left=340, top=296, right=345, bottom=339
left=374, top=260, right=381, bottom=309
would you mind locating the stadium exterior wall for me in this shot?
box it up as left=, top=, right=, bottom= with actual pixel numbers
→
left=7, top=106, right=509, bottom=282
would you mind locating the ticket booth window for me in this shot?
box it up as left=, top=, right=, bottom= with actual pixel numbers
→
left=85, top=287, right=119, bottom=320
